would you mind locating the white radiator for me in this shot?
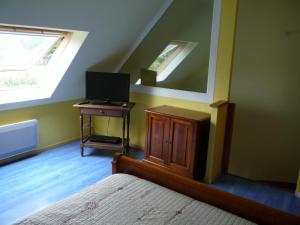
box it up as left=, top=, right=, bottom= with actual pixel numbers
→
left=0, top=119, right=38, bottom=160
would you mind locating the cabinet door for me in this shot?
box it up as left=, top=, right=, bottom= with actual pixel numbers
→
left=145, top=113, right=170, bottom=165
left=168, top=118, right=195, bottom=177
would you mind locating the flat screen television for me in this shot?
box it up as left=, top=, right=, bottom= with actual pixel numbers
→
left=85, top=71, right=130, bottom=105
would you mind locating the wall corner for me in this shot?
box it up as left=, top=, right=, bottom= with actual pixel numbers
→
left=296, top=169, right=300, bottom=198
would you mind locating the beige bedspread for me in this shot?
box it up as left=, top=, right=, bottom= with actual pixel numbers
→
left=14, top=174, right=256, bottom=225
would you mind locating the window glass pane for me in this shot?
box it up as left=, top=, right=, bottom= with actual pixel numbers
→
left=142, top=41, right=197, bottom=84
left=0, top=31, right=64, bottom=91
left=36, top=37, right=64, bottom=66
left=148, top=43, right=179, bottom=71
left=0, top=70, right=38, bottom=90
left=0, top=32, right=59, bottom=67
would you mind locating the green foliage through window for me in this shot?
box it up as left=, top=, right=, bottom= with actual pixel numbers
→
left=149, top=43, right=179, bottom=71
left=0, top=72, right=38, bottom=90
left=0, top=28, right=65, bottom=91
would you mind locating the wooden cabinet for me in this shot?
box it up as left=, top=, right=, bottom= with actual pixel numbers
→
left=144, top=105, right=210, bottom=179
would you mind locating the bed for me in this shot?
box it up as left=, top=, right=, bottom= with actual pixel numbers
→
left=14, top=153, right=300, bottom=225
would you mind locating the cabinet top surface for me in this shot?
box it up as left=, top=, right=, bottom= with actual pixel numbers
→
left=73, top=102, right=135, bottom=111
left=145, top=105, right=210, bottom=121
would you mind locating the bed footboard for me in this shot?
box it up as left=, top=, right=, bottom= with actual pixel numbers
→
left=112, top=153, right=300, bottom=225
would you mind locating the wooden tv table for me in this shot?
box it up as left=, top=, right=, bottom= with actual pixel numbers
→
left=73, top=102, right=135, bottom=156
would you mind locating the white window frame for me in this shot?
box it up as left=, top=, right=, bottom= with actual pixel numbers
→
left=136, top=41, right=198, bottom=85
left=155, top=41, right=198, bottom=82
left=0, top=24, right=88, bottom=109
left=0, top=26, right=68, bottom=72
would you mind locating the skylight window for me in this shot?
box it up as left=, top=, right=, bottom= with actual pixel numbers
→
left=0, top=25, right=88, bottom=106
left=136, top=40, right=197, bottom=85
left=148, top=42, right=180, bottom=72
left=0, top=28, right=66, bottom=91
left=0, top=33, right=59, bottom=67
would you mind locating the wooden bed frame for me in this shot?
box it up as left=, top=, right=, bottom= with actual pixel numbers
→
left=112, top=153, right=300, bottom=225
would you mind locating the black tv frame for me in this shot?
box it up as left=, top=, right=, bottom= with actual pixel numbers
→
left=85, top=71, right=130, bottom=105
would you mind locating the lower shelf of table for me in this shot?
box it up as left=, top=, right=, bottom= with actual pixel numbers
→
left=80, top=139, right=129, bottom=151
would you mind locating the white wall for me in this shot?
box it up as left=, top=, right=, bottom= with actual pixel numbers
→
left=229, top=0, right=300, bottom=183
left=0, top=0, right=167, bottom=109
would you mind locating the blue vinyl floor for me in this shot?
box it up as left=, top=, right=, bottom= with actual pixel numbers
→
left=0, top=140, right=299, bottom=224
left=211, top=175, right=300, bottom=217
left=0, top=141, right=142, bottom=225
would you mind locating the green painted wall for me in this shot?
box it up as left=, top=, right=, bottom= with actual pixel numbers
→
left=229, top=0, right=300, bottom=183
left=0, top=100, right=80, bottom=150
left=297, top=170, right=300, bottom=196
left=94, top=92, right=212, bottom=149
left=121, top=0, right=213, bottom=93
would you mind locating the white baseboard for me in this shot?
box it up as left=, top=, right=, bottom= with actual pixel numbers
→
left=295, top=192, right=300, bottom=198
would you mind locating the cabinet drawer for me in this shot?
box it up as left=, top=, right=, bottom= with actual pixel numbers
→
left=81, top=108, right=123, bottom=117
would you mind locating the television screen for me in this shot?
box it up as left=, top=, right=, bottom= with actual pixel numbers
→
left=86, top=71, right=130, bottom=104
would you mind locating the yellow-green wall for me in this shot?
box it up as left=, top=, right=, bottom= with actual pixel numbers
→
left=205, top=102, right=229, bottom=182
left=0, top=100, right=80, bottom=150
left=229, top=0, right=300, bottom=183
left=205, top=0, right=238, bottom=182
left=296, top=170, right=300, bottom=197
left=213, top=0, right=238, bottom=102
left=95, top=92, right=212, bottom=149
left=121, top=0, right=212, bottom=93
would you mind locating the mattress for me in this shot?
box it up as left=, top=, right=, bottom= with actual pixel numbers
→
left=14, top=174, right=256, bottom=225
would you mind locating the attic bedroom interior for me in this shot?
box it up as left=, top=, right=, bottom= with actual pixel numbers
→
left=0, top=0, right=299, bottom=224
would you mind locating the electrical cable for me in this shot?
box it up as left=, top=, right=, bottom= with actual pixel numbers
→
left=107, top=117, right=110, bottom=136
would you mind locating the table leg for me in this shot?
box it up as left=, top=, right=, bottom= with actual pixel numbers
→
left=122, top=114, right=126, bottom=154
left=80, top=114, right=84, bottom=157
left=126, top=112, right=130, bottom=152
left=80, top=147, right=84, bottom=157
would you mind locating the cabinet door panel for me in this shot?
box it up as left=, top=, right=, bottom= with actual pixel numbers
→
left=169, top=119, right=194, bottom=172
left=144, top=106, right=210, bottom=180
left=145, top=114, right=169, bottom=164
